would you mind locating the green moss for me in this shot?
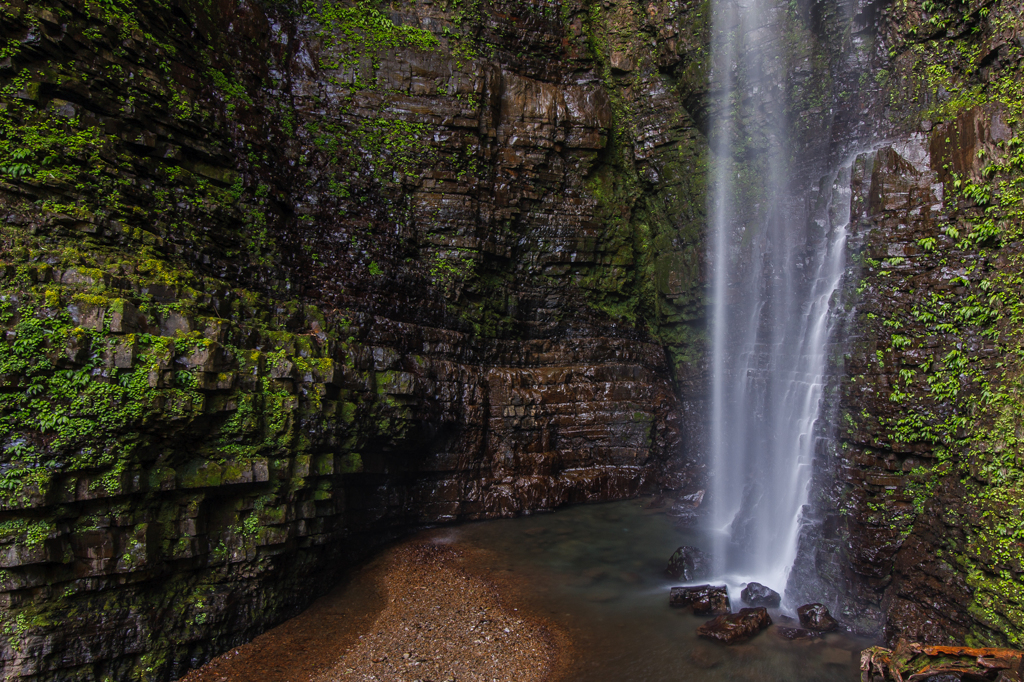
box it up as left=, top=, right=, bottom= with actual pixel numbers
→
left=0, top=518, right=54, bottom=548
left=305, top=0, right=438, bottom=81
left=857, top=0, right=1024, bottom=645
left=336, top=452, right=363, bottom=474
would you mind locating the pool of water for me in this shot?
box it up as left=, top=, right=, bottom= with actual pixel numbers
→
left=438, top=497, right=873, bottom=682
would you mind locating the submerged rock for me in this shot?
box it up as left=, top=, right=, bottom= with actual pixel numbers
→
left=697, top=607, right=773, bottom=644
left=678, top=489, right=705, bottom=507
left=797, top=603, right=839, bottom=632
left=665, top=545, right=710, bottom=581
left=669, top=584, right=731, bottom=616
left=688, top=643, right=725, bottom=669
left=774, top=626, right=821, bottom=640
left=668, top=490, right=706, bottom=527
left=668, top=505, right=700, bottom=527
left=740, top=582, right=781, bottom=607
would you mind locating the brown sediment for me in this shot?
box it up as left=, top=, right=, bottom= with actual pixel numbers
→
left=178, top=557, right=386, bottom=682
left=180, top=536, right=570, bottom=682
left=318, top=540, right=569, bottom=682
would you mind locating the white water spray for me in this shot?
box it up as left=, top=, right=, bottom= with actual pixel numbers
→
left=707, top=0, right=855, bottom=605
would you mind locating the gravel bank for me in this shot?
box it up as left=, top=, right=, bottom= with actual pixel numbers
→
left=317, top=542, right=559, bottom=682
left=181, top=538, right=566, bottom=682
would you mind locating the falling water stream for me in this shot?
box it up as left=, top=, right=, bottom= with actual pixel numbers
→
left=708, top=0, right=856, bottom=602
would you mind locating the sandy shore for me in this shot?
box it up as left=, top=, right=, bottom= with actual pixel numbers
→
left=317, top=543, right=558, bottom=682
left=181, top=539, right=567, bottom=682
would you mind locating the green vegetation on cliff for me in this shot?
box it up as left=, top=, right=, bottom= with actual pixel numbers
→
left=0, top=0, right=696, bottom=678
left=849, top=0, right=1024, bottom=646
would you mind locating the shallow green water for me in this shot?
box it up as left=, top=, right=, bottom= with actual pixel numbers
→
left=443, top=498, right=873, bottom=682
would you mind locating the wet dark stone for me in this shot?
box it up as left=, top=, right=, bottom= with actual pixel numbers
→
left=697, top=607, right=773, bottom=644
left=797, top=603, right=839, bottom=632
left=669, top=584, right=731, bottom=616
left=668, top=491, right=704, bottom=527
left=740, top=582, right=781, bottom=607
left=669, top=504, right=700, bottom=527
left=665, top=545, right=710, bottom=581
left=670, top=489, right=705, bottom=527
left=774, top=626, right=821, bottom=640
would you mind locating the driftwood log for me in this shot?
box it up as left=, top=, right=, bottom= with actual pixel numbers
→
left=861, top=641, right=1024, bottom=682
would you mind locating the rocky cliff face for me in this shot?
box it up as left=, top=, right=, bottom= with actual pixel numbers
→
left=0, top=0, right=712, bottom=678
left=1, top=0, right=1022, bottom=677
left=790, top=0, right=1024, bottom=649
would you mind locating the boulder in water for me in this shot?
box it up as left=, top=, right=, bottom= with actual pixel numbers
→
left=665, top=545, right=710, bottom=581
left=740, top=582, right=781, bottom=607
left=697, top=607, right=772, bottom=644
left=774, top=626, right=821, bottom=640
left=669, top=584, right=731, bottom=616
left=669, top=505, right=700, bottom=527
left=797, top=603, right=838, bottom=632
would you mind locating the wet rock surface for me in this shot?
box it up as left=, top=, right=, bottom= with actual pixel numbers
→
left=798, top=604, right=839, bottom=633
left=0, top=0, right=711, bottom=677
left=741, top=582, right=781, bottom=608
left=697, top=607, right=773, bottom=645
left=784, top=0, right=1024, bottom=651
left=0, top=0, right=1019, bottom=673
left=669, top=584, right=731, bottom=616
left=667, top=490, right=705, bottom=527
left=775, top=626, right=822, bottom=641
left=666, top=545, right=711, bottom=581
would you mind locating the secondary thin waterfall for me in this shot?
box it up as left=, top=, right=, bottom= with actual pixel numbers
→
left=708, top=0, right=852, bottom=602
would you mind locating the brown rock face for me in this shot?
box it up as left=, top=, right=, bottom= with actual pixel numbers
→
left=787, top=0, right=1024, bottom=647
left=696, top=608, right=772, bottom=644
left=0, top=0, right=711, bottom=678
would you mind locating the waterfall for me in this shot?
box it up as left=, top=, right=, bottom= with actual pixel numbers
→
left=707, top=0, right=853, bottom=605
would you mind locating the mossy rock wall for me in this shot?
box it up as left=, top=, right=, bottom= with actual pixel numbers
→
left=0, top=0, right=716, bottom=678
left=787, top=0, right=1024, bottom=648
left=4, top=0, right=1022, bottom=674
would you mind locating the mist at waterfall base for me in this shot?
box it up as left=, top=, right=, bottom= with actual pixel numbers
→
left=707, top=0, right=854, bottom=605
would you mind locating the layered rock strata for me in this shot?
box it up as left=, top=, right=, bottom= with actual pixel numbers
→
left=2, top=0, right=1022, bottom=675
left=0, top=0, right=712, bottom=678
left=790, top=0, right=1024, bottom=649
